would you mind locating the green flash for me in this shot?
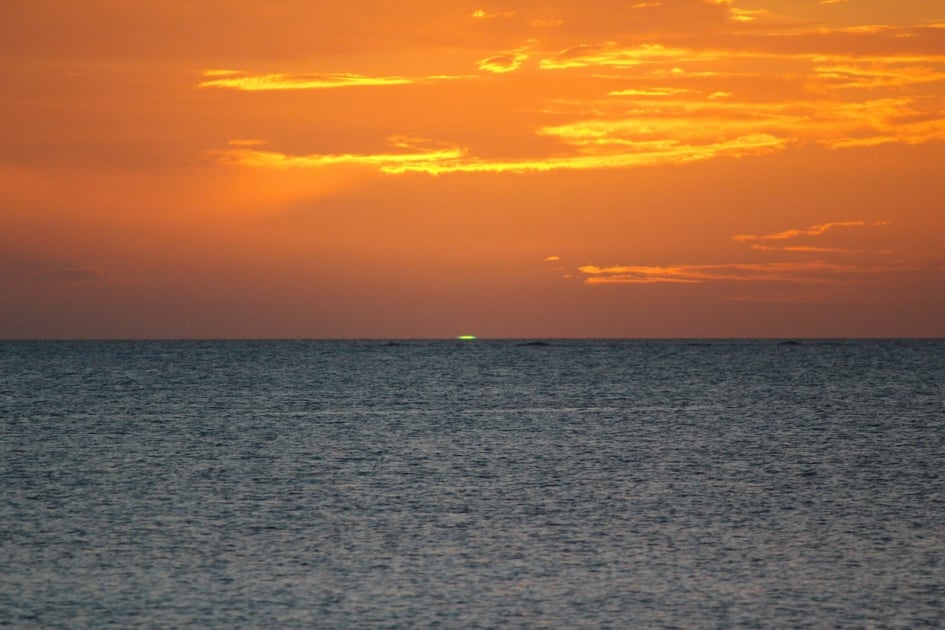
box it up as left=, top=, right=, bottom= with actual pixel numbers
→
left=457, top=334, right=477, bottom=340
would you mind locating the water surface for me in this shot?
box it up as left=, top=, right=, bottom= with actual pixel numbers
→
left=2, top=340, right=943, bottom=626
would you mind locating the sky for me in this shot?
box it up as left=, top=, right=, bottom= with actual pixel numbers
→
left=2, top=0, right=944, bottom=338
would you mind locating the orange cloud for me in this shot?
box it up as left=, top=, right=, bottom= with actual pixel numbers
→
left=209, top=63, right=933, bottom=174
left=530, top=18, right=564, bottom=28
left=608, top=87, right=690, bottom=96
left=579, top=261, right=902, bottom=285
left=199, top=15, right=945, bottom=177
left=574, top=217, right=903, bottom=297
left=749, top=245, right=851, bottom=254
left=539, top=43, right=720, bottom=70
left=477, top=50, right=529, bottom=73
left=197, top=70, right=470, bottom=91
left=732, top=221, right=888, bottom=243
left=206, top=137, right=465, bottom=172
left=199, top=71, right=411, bottom=91
left=814, top=62, right=945, bottom=89
left=208, top=132, right=785, bottom=175
left=205, top=81, right=944, bottom=173
left=471, top=9, right=515, bottom=20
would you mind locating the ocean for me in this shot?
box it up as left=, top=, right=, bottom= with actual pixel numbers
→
left=1, top=339, right=943, bottom=627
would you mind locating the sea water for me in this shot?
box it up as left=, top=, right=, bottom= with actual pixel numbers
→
left=1, top=339, right=943, bottom=627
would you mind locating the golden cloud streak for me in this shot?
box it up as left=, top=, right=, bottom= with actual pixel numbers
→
left=608, top=87, right=691, bottom=97
left=197, top=71, right=472, bottom=91
left=208, top=133, right=786, bottom=176
left=207, top=85, right=943, bottom=174
left=531, top=18, right=564, bottom=28
left=471, top=9, right=515, bottom=20
left=198, top=71, right=410, bottom=91
left=733, top=220, right=888, bottom=242
left=538, top=38, right=945, bottom=81
left=544, top=94, right=945, bottom=155
left=477, top=51, right=529, bottom=74
left=579, top=261, right=896, bottom=285
left=815, top=63, right=945, bottom=89
left=750, top=245, right=851, bottom=253
left=540, top=43, right=722, bottom=70
left=580, top=218, right=901, bottom=290
left=202, top=23, right=945, bottom=176
left=208, top=137, right=465, bottom=170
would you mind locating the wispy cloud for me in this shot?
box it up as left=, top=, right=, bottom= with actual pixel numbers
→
left=539, top=43, right=720, bottom=70
left=477, top=50, right=529, bottom=74
left=202, top=13, right=945, bottom=175
left=206, top=137, right=465, bottom=172
left=732, top=220, right=888, bottom=243
left=608, top=87, right=691, bottom=97
left=814, top=61, right=945, bottom=89
left=530, top=18, right=564, bottom=28
left=579, top=260, right=902, bottom=285
left=208, top=77, right=945, bottom=174
left=748, top=245, right=851, bottom=253
left=197, top=70, right=467, bottom=91
left=471, top=9, right=515, bottom=20
left=574, top=219, right=902, bottom=301
left=208, top=132, right=785, bottom=175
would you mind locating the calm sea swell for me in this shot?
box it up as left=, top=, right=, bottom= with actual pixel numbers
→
left=1, top=340, right=943, bottom=627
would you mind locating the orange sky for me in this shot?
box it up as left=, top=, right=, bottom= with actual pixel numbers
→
left=2, top=0, right=944, bottom=338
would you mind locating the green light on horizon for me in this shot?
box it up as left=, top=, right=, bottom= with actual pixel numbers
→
left=457, top=334, right=477, bottom=340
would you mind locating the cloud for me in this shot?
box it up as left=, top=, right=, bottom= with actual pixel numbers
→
left=206, top=51, right=945, bottom=174
left=732, top=221, right=888, bottom=243
left=578, top=261, right=902, bottom=285
left=573, top=217, right=904, bottom=296
left=814, top=61, right=945, bottom=90
left=208, top=132, right=786, bottom=175
left=726, top=289, right=836, bottom=303
left=471, top=9, right=516, bottom=20
left=206, top=136, right=466, bottom=172
left=197, top=70, right=470, bottom=91
left=206, top=84, right=945, bottom=174
left=608, top=87, right=691, bottom=96
left=199, top=6, right=945, bottom=177
left=749, top=245, right=851, bottom=254
left=477, top=51, right=529, bottom=73
left=539, top=43, right=719, bottom=70
left=202, top=69, right=243, bottom=77
left=227, top=139, right=266, bottom=147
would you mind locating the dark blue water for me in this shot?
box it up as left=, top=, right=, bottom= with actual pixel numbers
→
left=2, top=340, right=944, bottom=627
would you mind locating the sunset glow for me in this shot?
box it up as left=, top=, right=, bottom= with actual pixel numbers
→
left=3, top=0, right=944, bottom=338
